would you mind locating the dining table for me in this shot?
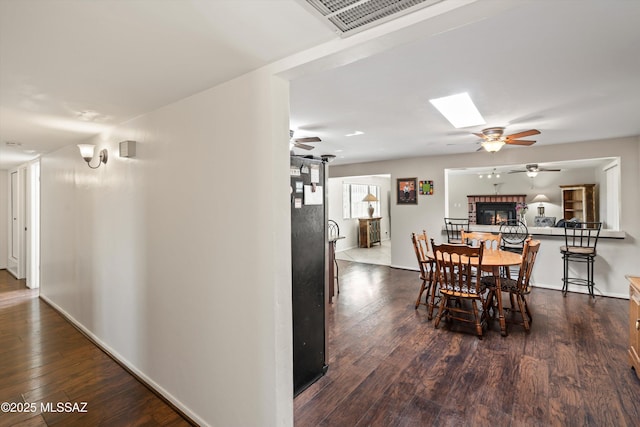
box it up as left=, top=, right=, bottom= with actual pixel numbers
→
left=428, top=246, right=522, bottom=336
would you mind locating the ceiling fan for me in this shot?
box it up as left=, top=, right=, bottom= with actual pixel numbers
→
left=290, top=130, right=321, bottom=151
left=508, top=163, right=561, bottom=177
left=474, top=127, right=540, bottom=152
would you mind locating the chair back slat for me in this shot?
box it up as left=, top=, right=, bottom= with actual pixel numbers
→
left=461, top=231, right=502, bottom=251
left=411, top=231, right=432, bottom=279
left=516, top=238, right=541, bottom=293
left=563, top=221, right=601, bottom=250
left=431, top=240, right=484, bottom=293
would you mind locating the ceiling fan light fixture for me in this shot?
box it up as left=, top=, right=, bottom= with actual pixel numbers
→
left=526, top=170, right=538, bottom=178
left=429, top=92, right=485, bottom=129
left=481, top=139, right=505, bottom=153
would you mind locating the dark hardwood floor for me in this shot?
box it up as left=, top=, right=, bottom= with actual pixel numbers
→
left=0, top=269, right=191, bottom=426
left=295, top=261, right=640, bottom=426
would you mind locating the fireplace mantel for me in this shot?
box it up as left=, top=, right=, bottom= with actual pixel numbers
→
left=467, top=194, right=526, bottom=225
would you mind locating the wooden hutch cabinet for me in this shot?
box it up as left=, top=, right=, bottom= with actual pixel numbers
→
left=358, top=217, right=381, bottom=248
left=560, top=184, right=597, bottom=222
left=629, top=276, right=640, bottom=379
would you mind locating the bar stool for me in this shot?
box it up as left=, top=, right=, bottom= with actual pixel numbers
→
left=443, top=217, right=469, bottom=244
left=560, top=221, right=601, bottom=298
left=328, top=220, right=340, bottom=294
left=499, top=219, right=529, bottom=254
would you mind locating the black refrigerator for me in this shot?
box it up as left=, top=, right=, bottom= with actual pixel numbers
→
left=290, top=155, right=328, bottom=396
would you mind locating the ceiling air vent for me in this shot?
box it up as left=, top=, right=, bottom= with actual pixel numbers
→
left=305, top=0, right=444, bottom=36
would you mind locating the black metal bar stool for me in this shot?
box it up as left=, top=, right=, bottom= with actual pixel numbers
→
left=443, top=217, right=469, bottom=244
left=560, top=221, right=601, bottom=298
left=328, top=220, right=341, bottom=294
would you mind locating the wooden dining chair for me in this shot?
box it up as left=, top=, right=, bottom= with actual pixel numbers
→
left=482, top=238, right=541, bottom=332
left=411, top=231, right=435, bottom=313
left=430, top=239, right=488, bottom=339
left=461, top=231, right=502, bottom=251
left=461, top=231, right=502, bottom=278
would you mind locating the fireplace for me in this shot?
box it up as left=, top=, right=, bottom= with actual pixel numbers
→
left=467, top=194, right=526, bottom=225
left=476, top=202, right=517, bottom=225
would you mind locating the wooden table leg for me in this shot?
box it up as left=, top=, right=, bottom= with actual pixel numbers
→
left=494, top=269, right=507, bottom=336
left=428, top=267, right=438, bottom=320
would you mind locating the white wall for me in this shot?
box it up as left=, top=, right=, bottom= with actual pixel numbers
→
left=0, top=170, right=7, bottom=269
left=330, top=136, right=640, bottom=298
left=327, top=174, right=391, bottom=251
left=40, top=69, right=293, bottom=427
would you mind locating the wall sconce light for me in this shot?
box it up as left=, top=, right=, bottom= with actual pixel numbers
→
left=362, top=193, right=378, bottom=218
left=77, top=144, right=108, bottom=169
left=530, top=193, right=550, bottom=216
left=119, top=140, right=136, bottom=158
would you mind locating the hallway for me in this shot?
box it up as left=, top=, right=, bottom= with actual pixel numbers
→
left=0, top=270, right=191, bottom=426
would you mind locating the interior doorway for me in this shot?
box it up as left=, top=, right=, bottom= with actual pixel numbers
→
left=7, top=159, right=40, bottom=289
left=328, top=174, right=391, bottom=266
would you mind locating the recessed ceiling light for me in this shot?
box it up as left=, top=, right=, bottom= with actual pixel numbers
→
left=345, top=131, right=364, bottom=137
left=429, top=92, right=485, bottom=128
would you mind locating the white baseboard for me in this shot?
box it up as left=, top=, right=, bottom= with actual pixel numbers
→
left=390, top=264, right=418, bottom=271
left=382, top=271, right=628, bottom=300
left=39, top=294, right=208, bottom=427
left=531, top=282, right=628, bottom=299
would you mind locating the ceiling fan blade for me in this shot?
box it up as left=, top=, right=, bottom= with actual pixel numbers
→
left=294, top=136, right=321, bottom=143
left=540, top=168, right=561, bottom=172
left=473, top=133, right=486, bottom=139
left=508, top=170, right=526, bottom=174
left=294, top=142, right=314, bottom=150
left=505, top=129, right=540, bottom=140
left=505, top=139, right=536, bottom=146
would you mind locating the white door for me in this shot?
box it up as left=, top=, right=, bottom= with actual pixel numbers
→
left=8, top=167, right=27, bottom=279
left=10, top=170, right=19, bottom=261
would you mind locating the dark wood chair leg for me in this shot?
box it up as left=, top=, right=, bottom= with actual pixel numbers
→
left=562, top=254, right=569, bottom=296
left=415, top=279, right=427, bottom=309
left=434, top=296, right=448, bottom=328
left=517, top=295, right=530, bottom=332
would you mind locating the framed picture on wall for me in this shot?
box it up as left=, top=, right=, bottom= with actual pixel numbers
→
left=419, top=180, right=434, bottom=195
left=397, top=178, right=417, bottom=204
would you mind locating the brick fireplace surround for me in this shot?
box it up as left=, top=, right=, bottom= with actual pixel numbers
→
left=467, top=194, right=526, bottom=225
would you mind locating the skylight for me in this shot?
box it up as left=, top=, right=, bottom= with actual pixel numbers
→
left=429, top=92, right=485, bottom=128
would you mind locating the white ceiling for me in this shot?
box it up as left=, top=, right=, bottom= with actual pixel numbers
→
left=290, top=0, right=640, bottom=164
left=0, top=0, right=335, bottom=168
left=1, top=1, right=639, bottom=170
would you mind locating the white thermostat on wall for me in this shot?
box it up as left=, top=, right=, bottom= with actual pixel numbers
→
left=119, top=140, right=136, bottom=158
